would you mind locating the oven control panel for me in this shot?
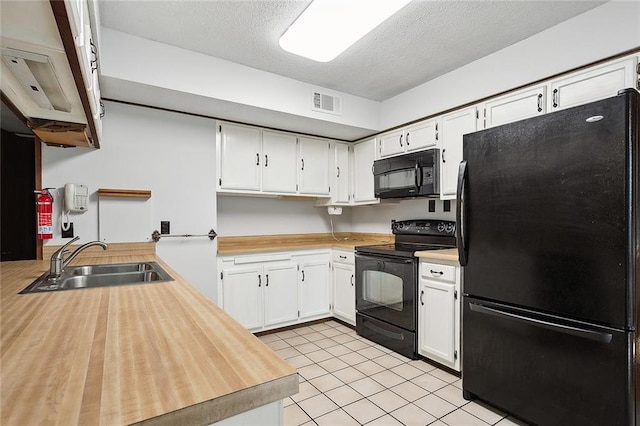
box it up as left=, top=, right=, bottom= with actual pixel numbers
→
left=392, top=219, right=456, bottom=236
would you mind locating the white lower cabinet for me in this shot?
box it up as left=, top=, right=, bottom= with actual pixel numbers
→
left=418, top=260, right=461, bottom=371
left=219, top=250, right=332, bottom=332
left=296, top=254, right=331, bottom=320
left=332, top=250, right=355, bottom=325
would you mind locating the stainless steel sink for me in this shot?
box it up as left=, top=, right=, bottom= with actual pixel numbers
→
left=20, top=262, right=173, bottom=293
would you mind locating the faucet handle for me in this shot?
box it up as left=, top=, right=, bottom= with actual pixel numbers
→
left=51, top=236, right=80, bottom=259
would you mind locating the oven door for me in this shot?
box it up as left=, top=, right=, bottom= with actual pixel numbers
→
left=355, top=253, right=417, bottom=331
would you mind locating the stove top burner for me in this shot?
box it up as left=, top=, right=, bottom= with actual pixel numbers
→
left=355, top=243, right=453, bottom=259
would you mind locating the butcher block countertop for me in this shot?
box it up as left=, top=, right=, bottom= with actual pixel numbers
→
left=1, top=243, right=297, bottom=425
left=217, top=232, right=393, bottom=255
left=415, top=248, right=459, bottom=262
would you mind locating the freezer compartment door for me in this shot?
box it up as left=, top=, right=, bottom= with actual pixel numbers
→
left=463, top=297, right=634, bottom=426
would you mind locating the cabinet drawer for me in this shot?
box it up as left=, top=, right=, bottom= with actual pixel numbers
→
left=332, top=250, right=354, bottom=264
left=421, top=262, right=455, bottom=283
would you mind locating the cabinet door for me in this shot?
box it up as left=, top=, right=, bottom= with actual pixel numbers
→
left=352, top=138, right=377, bottom=203
left=419, top=278, right=456, bottom=364
left=405, top=119, right=437, bottom=152
left=333, top=262, right=355, bottom=324
left=550, top=57, right=638, bottom=112
left=334, top=143, right=350, bottom=203
left=262, top=131, right=298, bottom=193
left=219, top=123, right=261, bottom=191
left=222, top=265, right=262, bottom=330
left=299, top=259, right=330, bottom=319
left=263, top=263, right=298, bottom=327
left=298, top=137, right=330, bottom=195
left=379, top=130, right=405, bottom=158
left=484, top=85, right=546, bottom=128
left=439, top=107, right=477, bottom=199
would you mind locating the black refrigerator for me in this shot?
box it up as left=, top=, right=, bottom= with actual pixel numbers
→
left=457, top=88, right=639, bottom=426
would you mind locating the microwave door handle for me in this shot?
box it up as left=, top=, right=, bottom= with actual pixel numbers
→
left=414, top=163, right=422, bottom=190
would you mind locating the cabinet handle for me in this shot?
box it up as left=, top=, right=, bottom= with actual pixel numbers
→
left=256, top=153, right=260, bottom=166
left=301, top=270, right=305, bottom=282
left=301, top=159, right=304, bottom=170
left=435, top=132, right=438, bottom=141
left=371, top=164, right=374, bottom=175
left=537, top=93, right=543, bottom=112
left=99, top=102, right=105, bottom=119
left=552, top=88, right=558, bottom=108
left=351, top=274, right=354, bottom=286
left=420, top=290, right=424, bottom=305
left=339, top=255, right=347, bottom=259
left=399, top=134, right=403, bottom=147
left=258, top=274, right=261, bottom=287
left=430, top=269, right=444, bottom=275
left=264, top=154, right=268, bottom=167
left=406, top=132, right=410, bottom=146
left=90, top=40, right=98, bottom=73
left=265, top=274, right=269, bottom=286
left=442, top=149, right=446, bottom=163
left=337, top=166, right=340, bottom=178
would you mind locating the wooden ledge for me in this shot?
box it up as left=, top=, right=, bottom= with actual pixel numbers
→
left=97, top=188, right=152, bottom=199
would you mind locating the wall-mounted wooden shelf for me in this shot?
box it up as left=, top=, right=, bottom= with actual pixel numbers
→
left=97, top=188, right=152, bottom=199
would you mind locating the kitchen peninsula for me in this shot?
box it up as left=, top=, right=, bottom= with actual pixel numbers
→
left=0, top=243, right=297, bottom=425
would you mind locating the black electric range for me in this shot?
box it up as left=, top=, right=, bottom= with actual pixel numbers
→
left=354, top=219, right=456, bottom=359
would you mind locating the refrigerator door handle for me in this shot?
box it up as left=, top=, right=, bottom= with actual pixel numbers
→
left=456, top=160, right=468, bottom=266
left=469, top=302, right=613, bottom=344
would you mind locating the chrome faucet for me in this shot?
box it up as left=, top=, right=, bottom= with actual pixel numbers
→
left=49, top=236, right=108, bottom=278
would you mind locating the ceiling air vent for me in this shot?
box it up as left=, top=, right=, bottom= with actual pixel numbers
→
left=312, top=90, right=342, bottom=116
left=1, top=48, right=71, bottom=112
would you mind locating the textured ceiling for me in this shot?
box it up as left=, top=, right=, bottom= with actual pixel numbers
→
left=98, top=0, right=605, bottom=102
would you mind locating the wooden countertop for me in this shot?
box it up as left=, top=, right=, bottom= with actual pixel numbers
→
left=415, top=248, right=459, bottom=262
left=1, top=244, right=297, bottom=425
left=218, top=232, right=393, bottom=255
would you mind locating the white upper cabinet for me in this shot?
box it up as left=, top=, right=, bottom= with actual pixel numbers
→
left=483, top=85, right=546, bottom=128
left=352, top=138, right=378, bottom=204
left=549, top=56, right=638, bottom=112
left=219, top=123, right=262, bottom=191
left=439, top=106, right=478, bottom=199
left=334, top=142, right=351, bottom=204
left=298, top=137, right=331, bottom=195
left=379, top=119, right=437, bottom=158
left=262, top=131, right=298, bottom=193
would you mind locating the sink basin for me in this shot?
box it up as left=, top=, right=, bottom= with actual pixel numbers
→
left=19, top=261, right=173, bottom=293
left=70, top=262, right=154, bottom=276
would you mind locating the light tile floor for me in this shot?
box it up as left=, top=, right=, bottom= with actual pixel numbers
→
left=258, top=320, right=530, bottom=426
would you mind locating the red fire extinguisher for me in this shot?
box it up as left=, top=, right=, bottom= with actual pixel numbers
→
left=36, top=188, right=54, bottom=240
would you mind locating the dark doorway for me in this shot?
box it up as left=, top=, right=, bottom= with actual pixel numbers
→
left=1, top=129, right=37, bottom=261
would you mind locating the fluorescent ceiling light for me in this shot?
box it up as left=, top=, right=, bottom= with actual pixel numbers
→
left=280, top=0, right=412, bottom=62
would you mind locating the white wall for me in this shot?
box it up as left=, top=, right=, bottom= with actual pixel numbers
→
left=217, top=196, right=351, bottom=237
left=42, top=101, right=219, bottom=302
left=350, top=199, right=456, bottom=234
left=380, top=1, right=640, bottom=129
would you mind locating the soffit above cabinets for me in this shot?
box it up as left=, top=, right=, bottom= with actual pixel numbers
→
left=0, top=1, right=86, bottom=127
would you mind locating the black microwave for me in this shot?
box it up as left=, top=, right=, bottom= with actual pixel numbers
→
left=373, top=149, right=440, bottom=199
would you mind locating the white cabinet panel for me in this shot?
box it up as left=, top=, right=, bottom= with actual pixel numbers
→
left=222, top=265, right=262, bottom=331
left=333, top=261, right=355, bottom=325
left=298, top=137, right=330, bottom=195
left=419, top=279, right=456, bottom=364
left=263, top=263, right=298, bottom=327
left=550, top=57, right=638, bottom=111
left=334, top=142, right=351, bottom=203
left=439, top=106, right=477, bottom=199
left=262, top=131, right=297, bottom=193
left=219, top=123, right=261, bottom=191
left=379, top=130, right=404, bottom=158
left=484, top=85, right=546, bottom=128
left=299, top=258, right=330, bottom=319
left=352, top=138, right=378, bottom=203
left=405, top=119, right=437, bottom=152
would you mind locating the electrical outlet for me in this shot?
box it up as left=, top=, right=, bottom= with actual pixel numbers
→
left=443, top=200, right=451, bottom=212
left=428, top=200, right=436, bottom=212
left=161, top=221, right=170, bottom=234
left=61, top=223, right=74, bottom=238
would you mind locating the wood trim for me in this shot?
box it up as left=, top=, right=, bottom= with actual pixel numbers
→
left=49, top=0, right=100, bottom=148
left=35, top=138, right=43, bottom=260
left=97, top=188, right=152, bottom=199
